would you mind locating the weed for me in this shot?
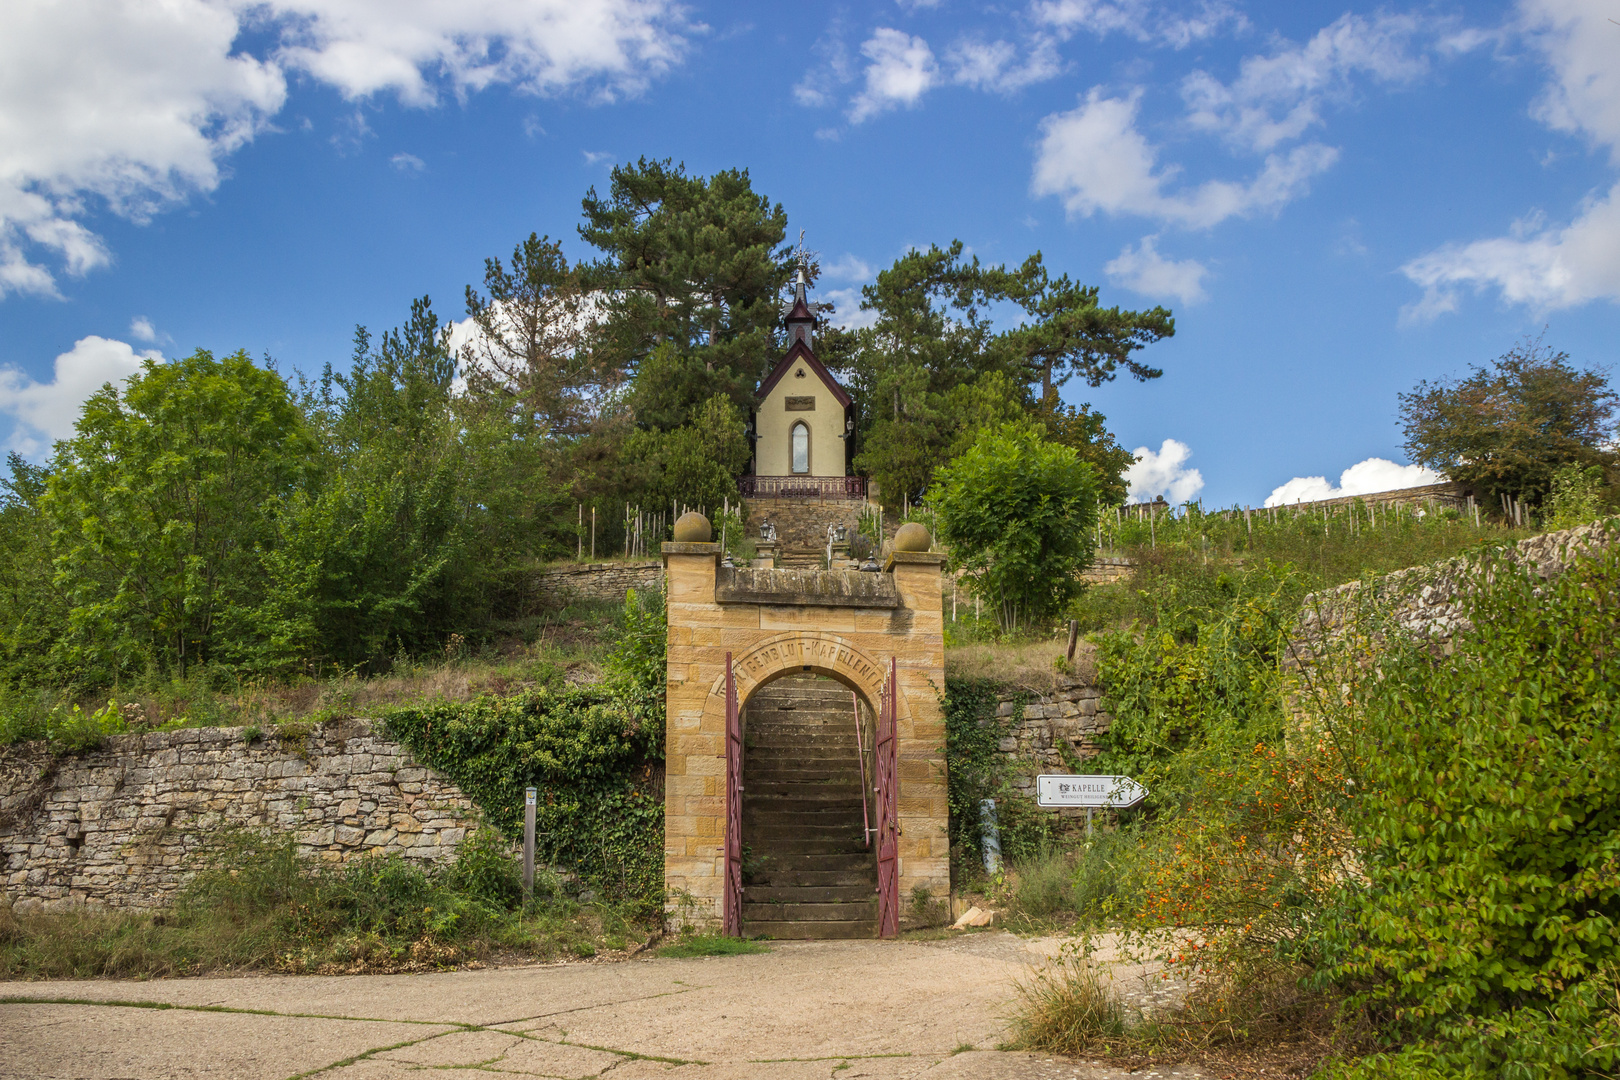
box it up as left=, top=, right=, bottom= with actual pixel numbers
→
left=653, top=934, right=770, bottom=959
left=1009, top=944, right=1127, bottom=1056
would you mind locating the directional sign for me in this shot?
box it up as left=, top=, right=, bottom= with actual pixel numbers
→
left=1035, top=774, right=1148, bottom=809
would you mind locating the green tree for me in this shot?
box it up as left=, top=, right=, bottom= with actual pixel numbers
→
left=461, top=232, right=616, bottom=438
left=45, top=349, right=309, bottom=681
left=579, top=158, right=793, bottom=430
left=986, top=251, right=1174, bottom=398
left=933, top=423, right=1100, bottom=631
left=0, top=454, right=63, bottom=687
left=1399, top=337, right=1618, bottom=507
left=1032, top=394, right=1137, bottom=508
left=264, top=298, right=574, bottom=671
left=846, top=242, right=1002, bottom=502
left=620, top=392, right=751, bottom=514
left=842, top=243, right=1163, bottom=506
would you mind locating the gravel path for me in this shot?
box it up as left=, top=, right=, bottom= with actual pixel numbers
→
left=0, top=932, right=1205, bottom=1080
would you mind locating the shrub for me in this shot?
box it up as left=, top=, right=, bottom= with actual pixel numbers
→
left=1319, top=542, right=1620, bottom=1071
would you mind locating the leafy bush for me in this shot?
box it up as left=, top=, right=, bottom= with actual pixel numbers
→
left=0, top=830, right=639, bottom=979
left=934, top=422, right=1099, bottom=632
left=943, top=678, right=1051, bottom=872
left=383, top=591, right=667, bottom=911
left=1317, top=543, right=1620, bottom=1074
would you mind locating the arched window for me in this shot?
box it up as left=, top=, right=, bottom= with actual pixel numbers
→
left=790, top=422, right=810, bottom=474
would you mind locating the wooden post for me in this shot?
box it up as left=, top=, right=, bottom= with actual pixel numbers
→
left=590, top=507, right=596, bottom=560
left=523, top=786, right=537, bottom=906
left=1066, top=619, right=1080, bottom=663
left=577, top=504, right=582, bottom=561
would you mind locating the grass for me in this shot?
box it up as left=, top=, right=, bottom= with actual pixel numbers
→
left=652, top=934, right=771, bottom=958
left=0, top=597, right=628, bottom=748
left=0, top=829, right=654, bottom=979
left=1008, top=947, right=1127, bottom=1056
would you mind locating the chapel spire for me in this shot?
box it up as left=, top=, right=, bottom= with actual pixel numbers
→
left=784, top=240, right=815, bottom=349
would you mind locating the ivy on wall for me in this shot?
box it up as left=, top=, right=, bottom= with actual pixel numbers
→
left=943, top=677, right=1051, bottom=868
left=383, top=593, right=667, bottom=910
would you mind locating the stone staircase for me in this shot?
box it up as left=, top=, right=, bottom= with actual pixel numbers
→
left=742, top=674, right=877, bottom=939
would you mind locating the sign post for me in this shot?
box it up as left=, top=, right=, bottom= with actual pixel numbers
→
left=523, top=787, right=537, bottom=906
left=1034, top=775, right=1148, bottom=836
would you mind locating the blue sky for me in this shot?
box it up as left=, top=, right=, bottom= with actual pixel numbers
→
left=1, top=0, right=1616, bottom=508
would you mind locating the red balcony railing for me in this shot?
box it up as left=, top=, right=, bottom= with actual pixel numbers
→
left=739, top=475, right=867, bottom=499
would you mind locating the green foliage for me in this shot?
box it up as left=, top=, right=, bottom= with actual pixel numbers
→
left=843, top=242, right=1166, bottom=503
left=621, top=391, right=751, bottom=512
left=44, top=348, right=310, bottom=683
left=984, top=250, right=1173, bottom=398
left=1089, top=561, right=1299, bottom=780
left=943, top=678, right=1051, bottom=868
left=579, top=158, right=792, bottom=430
left=934, top=423, right=1099, bottom=631
left=1321, top=543, right=1620, bottom=1061
left=1545, top=463, right=1608, bottom=530
left=383, top=593, right=667, bottom=910
left=654, top=933, right=771, bottom=958
left=0, top=829, right=641, bottom=978
left=1398, top=336, right=1618, bottom=506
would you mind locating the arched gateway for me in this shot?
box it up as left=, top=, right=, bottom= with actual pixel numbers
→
left=662, top=519, right=949, bottom=938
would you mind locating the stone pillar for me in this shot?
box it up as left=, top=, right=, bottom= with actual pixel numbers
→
left=885, top=548, right=951, bottom=918
left=661, top=539, right=725, bottom=922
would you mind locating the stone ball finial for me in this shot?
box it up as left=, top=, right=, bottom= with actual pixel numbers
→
left=894, top=522, right=932, bottom=552
left=672, top=511, right=713, bottom=543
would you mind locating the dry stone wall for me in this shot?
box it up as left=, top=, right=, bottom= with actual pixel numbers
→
left=531, top=561, right=663, bottom=605
left=1292, top=519, right=1618, bottom=662
left=0, top=719, right=477, bottom=913
left=990, top=677, right=1113, bottom=805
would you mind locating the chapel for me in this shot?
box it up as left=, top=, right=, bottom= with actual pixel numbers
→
left=745, top=263, right=858, bottom=493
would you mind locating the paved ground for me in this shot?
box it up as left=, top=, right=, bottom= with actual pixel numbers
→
left=0, top=932, right=1205, bottom=1080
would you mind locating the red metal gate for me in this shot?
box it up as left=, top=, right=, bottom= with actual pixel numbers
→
left=723, top=653, right=743, bottom=936
left=874, top=658, right=900, bottom=938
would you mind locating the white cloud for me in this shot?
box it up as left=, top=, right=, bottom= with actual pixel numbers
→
left=821, top=254, right=874, bottom=282
left=1032, top=0, right=1247, bottom=49
left=822, top=287, right=880, bottom=331
left=0, top=0, right=285, bottom=298
left=390, top=152, right=425, bottom=171
left=1105, top=235, right=1207, bottom=303
left=129, top=316, right=158, bottom=343
left=1180, top=13, right=1433, bottom=153
left=948, top=35, right=1063, bottom=93
left=1400, top=0, right=1620, bottom=314
left=1125, top=438, right=1204, bottom=503
left=0, top=0, right=687, bottom=298
left=848, top=29, right=939, bottom=123
left=582, top=150, right=615, bottom=166
left=1263, top=457, right=1443, bottom=507
left=0, top=336, right=156, bottom=456
left=1031, top=89, right=1338, bottom=228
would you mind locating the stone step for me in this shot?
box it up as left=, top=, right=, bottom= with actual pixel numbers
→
left=760, top=852, right=874, bottom=872
left=748, top=868, right=874, bottom=887
left=744, top=920, right=876, bottom=940
left=743, top=884, right=875, bottom=903
left=743, top=901, right=877, bottom=922
left=745, top=826, right=865, bottom=845
left=743, top=799, right=866, bottom=815
left=742, top=782, right=870, bottom=798
left=751, top=836, right=870, bottom=854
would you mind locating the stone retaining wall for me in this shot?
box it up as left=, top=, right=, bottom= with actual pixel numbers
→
left=1292, top=519, right=1617, bottom=662
left=989, top=677, right=1113, bottom=807
left=532, top=561, right=663, bottom=605
left=0, top=720, right=476, bottom=912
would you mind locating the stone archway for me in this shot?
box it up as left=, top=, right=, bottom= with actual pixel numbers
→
left=662, top=521, right=948, bottom=936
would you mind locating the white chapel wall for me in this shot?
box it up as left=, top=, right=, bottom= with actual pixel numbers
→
left=755, top=361, right=847, bottom=477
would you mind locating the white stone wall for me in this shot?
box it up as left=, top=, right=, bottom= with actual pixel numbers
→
left=0, top=719, right=476, bottom=912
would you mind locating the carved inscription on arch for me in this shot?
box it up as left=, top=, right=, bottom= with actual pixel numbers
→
left=731, top=636, right=884, bottom=699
